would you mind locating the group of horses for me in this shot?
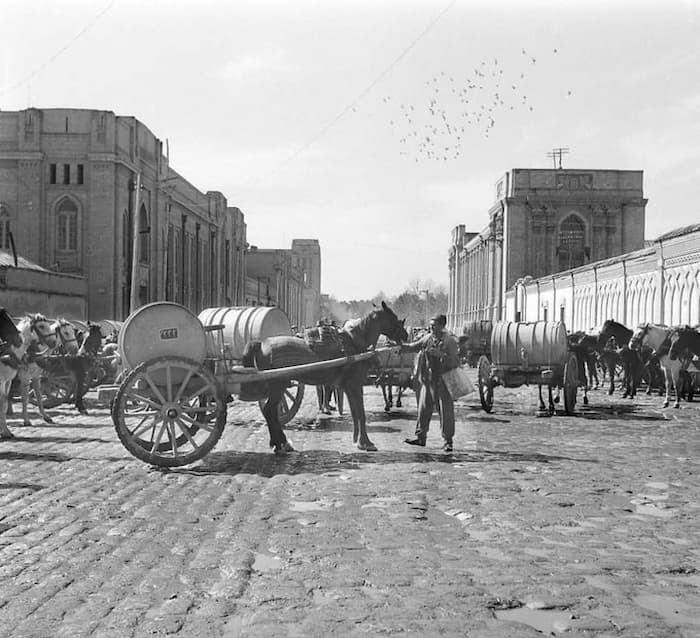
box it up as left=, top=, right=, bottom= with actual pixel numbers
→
left=0, top=309, right=106, bottom=439
left=568, top=320, right=700, bottom=409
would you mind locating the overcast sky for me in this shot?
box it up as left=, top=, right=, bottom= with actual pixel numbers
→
left=2, top=0, right=699, bottom=300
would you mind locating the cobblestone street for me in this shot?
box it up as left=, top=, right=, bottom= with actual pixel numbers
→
left=1, top=378, right=700, bottom=637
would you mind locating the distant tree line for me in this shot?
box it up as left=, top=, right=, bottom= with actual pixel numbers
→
left=320, top=278, right=448, bottom=331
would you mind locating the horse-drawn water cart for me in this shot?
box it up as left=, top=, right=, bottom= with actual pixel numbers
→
left=110, top=302, right=402, bottom=467
left=477, top=320, right=579, bottom=416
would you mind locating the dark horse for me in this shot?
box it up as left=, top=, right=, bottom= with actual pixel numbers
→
left=597, top=319, right=642, bottom=398
left=669, top=326, right=700, bottom=401
left=242, top=302, right=408, bottom=454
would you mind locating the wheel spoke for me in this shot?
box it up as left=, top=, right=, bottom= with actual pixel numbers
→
left=143, top=372, right=168, bottom=407
left=125, top=392, right=163, bottom=411
left=130, top=411, right=161, bottom=438
left=165, top=363, right=173, bottom=403
left=179, top=411, right=215, bottom=433
left=173, top=368, right=195, bottom=404
left=168, top=421, right=179, bottom=457
left=181, top=381, right=216, bottom=404
left=149, top=418, right=169, bottom=454
left=174, top=417, right=200, bottom=449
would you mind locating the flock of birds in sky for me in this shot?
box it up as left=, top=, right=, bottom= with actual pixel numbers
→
left=380, top=48, right=571, bottom=163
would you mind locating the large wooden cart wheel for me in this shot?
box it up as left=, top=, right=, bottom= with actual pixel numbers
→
left=258, top=380, right=305, bottom=426
left=30, top=372, right=76, bottom=408
left=477, top=355, right=494, bottom=413
left=563, top=352, right=579, bottom=415
left=112, top=356, right=226, bottom=467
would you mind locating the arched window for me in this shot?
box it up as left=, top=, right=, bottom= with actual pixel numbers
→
left=0, top=204, right=11, bottom=250
left=56, top=197, right=79, bottom=252
left=558, top=214, right=586, bottom=271
left=138, top=203, right=150, bottom=264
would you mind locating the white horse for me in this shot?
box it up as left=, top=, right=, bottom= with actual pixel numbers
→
left=629, top=323, right=684, bottom=409
left=11, top=314, right=61, bottom=427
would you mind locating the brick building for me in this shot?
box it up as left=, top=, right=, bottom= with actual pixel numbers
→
left=245, top=239, right=321, bottom=329
left=0, top=108, right=248, bottom=320
left=447, top=168, right=647, bottom=330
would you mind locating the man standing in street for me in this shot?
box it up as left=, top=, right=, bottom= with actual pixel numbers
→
left=401, top=314, right=460, bottom=452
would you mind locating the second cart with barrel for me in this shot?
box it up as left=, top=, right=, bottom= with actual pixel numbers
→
left=476, top=320, right=579, bottom=415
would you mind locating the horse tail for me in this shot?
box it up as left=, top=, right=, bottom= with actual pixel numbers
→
left=241, top=341, right=263, bottom=369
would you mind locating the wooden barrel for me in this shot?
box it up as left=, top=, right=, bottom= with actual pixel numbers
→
left=198, top=306, right=292, bottom=361
left=118, top=302, right=207, bottom=371
left=491, top=321, right=568, bottom=368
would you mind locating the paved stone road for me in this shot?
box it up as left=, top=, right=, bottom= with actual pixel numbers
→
left=1, top=378, right=699, bottom=637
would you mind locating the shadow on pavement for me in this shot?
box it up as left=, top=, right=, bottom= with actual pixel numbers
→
left=0, top=450, right=71, bottom=463
left=577, top=404, right=669, bottom=421
left=165, top=446, right=595, bottom=478
left=1, top=435, right=113, bottom=444
left=0, top=482, right=45, bottom=491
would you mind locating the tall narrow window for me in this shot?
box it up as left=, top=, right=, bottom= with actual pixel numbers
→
left=63, top=164, right=70, bottom=185
left=138, top=204, right=149, bottom=264
left=56, top=198, right=78, bottom=251
left=77, top=164, right=84, bottom=185
left=50, top=164, right=57, bottom=184
left=0, top=206, right=10, bottom=250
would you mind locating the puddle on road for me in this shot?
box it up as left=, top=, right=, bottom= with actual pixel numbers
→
left=252, top=552, right=282, bottom=573
left=634, top=594, right=700, bottom=627
left=494, top=607, right=572, bottom=633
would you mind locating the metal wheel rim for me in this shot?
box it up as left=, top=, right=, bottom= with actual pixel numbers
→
left=259, top=380, right=305, bottom=426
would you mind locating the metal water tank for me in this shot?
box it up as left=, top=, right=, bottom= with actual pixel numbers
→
left=118, top=302, right=207, bottom=370
left=198, top=306, right=292, bottom=361
left=491, top=321, right=568, bottom=368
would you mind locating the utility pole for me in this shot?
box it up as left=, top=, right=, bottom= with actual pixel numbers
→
left=421, top=288, right=430, bottom=325
left=546, top=147, right=570, bottom=169
left=129, top=172, right=142, bottom=315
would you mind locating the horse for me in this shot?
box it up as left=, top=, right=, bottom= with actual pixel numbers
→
left=567, top=331, right=601, bottom=405
left=629, top=323, right=684, bottom=408
left=242, top=301, right=408, bottom=454
left=11, top=317, right=71, bottom=426
left=0, top=309, right=24, bottom=439
left=597, top=320, right=643, bottom=398
left=669, top=326, right=700, bottom=401
left=68, top=322, right=104, bottom=415
left=0, top=313, right=58, bottom=436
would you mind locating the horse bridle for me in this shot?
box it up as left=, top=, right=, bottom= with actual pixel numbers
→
left=628, top=323, right=649, bottom=351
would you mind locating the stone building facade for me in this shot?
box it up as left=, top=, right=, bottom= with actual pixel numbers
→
left=506, top=224, right=700, bottom=330
left=447, top=168, right=647, bottom=331
left=245, top=239, right=321, bottom=329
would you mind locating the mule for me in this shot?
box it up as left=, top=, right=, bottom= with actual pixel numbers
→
left=629, top=323, right=684, bottom=408
left=242, top=301, right=408, bottom=453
